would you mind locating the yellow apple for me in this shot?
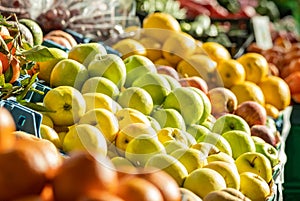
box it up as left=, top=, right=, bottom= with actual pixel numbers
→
left=117, top=86, right=154, bottom=115
left=239, top=172, right=271, bottom=201
left=78, top=108, right=119, bottom=142
left=125, top=134, right=166, bottom=167
left=81, top=77, right=120, bottom=100
left=111, top=156, right=135, bottom=168
left=145, top=153, right=188, bottom=186
left=151, top=108, right=186, bottom=130
left=235, top=152, right=273, bottom=183
left=190, top=142, right=220, bottom=156
left=115, top=107, right=151, bottom=130
left=115, top=123, right=157, bottom=156
left=43, top=86, right=86, bottom=126
left=62, top=124, right=107, bottom=156
left=203, top=187, right=251, bottom=201
left=170, top=148, right=207, bottom=173
left=204, top=161, right=240, bottom=189
left=39, top=124, right=61, bottom=149
left=206, top=152, right=235, bottom=165
left=162, top=140, right=188, bottom=154
left=186, top=124, right=211, bottom=141
left=82, top=92, right=121, bottom=113
left=156, top=127, right=187, bottom=145
left=183, top=168, right=226, bottom=199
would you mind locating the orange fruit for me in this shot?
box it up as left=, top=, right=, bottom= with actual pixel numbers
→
left=258, top=75, right=291, bottom=111
left=116, top=175, right=164, bottom=201
left=230, top=81, right=265, bottom=106
left=162, top=32, right=196, bottom=66
left=139, top=37, right=162, bottom=61
left=142, top=12, right=181, bottom=43
left=154, top=57, right=173, bottom=67
left=112, top=39, right=147, bottom=59
left=201, top=41, right=231, bottom=63
left=216, top=59, right=246, bottom=88
left=0, top=107, right=16, bottom=152
left=237, top=53, right=269, bottom=84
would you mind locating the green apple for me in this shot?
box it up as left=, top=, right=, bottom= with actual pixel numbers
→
left=197, top=132, right=232, bottom=157
left=132, top=72, right=171, bottom=105
left=200, top=114, right=216, bottom=130
left=123, top=55, right=157, bottom=88
left=43, top=86, right=86, bottom=126
left=163, top=87, right=204, bottom=125
left=68, top=42, right=107, bottom=67
left=81, top=77, right=120, bottom=100
left=115, top=123, right=157, bottom=156
left=117, top=87, right=154, bottom=115
left=162, top=140, right=188, bottom=154
left=255, top=142, right=279, bottom=167
left=186, top=124, right=211, bottom=141
left=188, top=87, right=212, bottom=124
left=87, top=54, right=126, bottom=89
left=183, top=168, right=226, bottom=199
left=212, top=113, right=251, bottom=135
left=82, top=92, right=121, bottom=113
left=125, top=134, right=166, bottom=167
left=190, top=142, right=220, bottom=156
left=115, top=107, right=151, bottom=130
left=239, top=172, right=271, bottom=201
left=50, top=58, right=89, bottom=90
left=156, top=127, right=188, bottom=145
left=110, top=156, right=135, bottom=168
left=151, top=108, right=186, bottom=130
left=222, top=130, right=256, bottom=159
left=160, top=74, right=181, bottom=90
left=207, top=152, right=235, bottom=165
left=36, top=47, right=68, bottom=84
left=204, top=161, right=240, bottom=190
left=251, top=136, right=266, bottom=144
left=62, top=124, right=107, bottom=156
left=78, top=108, right=119, bottom=142
left=146, top=115, right=162, bottom=132
left=235, top=152, right=273, bottom=183
left=170, top=148, right=207, bottom=173
left=145, top=153, right=188, bottom=186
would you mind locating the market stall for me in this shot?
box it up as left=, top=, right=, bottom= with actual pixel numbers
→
left=0, top=0, right=299, bottom=200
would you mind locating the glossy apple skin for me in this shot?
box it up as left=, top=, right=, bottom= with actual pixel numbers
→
left=208, top=87, right=238, bottom=118
left=250, top=125, right=277, bottom=147
left=233, top=101, right=267, bottom=127
left=179, top=76, right=208, bottom=94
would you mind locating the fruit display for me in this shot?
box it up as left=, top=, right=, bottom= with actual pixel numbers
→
left=0, top=6, right=296, bottom=201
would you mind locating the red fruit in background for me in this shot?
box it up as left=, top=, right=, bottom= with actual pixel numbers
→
left=233, top=101, right=267, bottom=127
left=284, top=71, right=300, bottom=95
left=281, top=58, right=300, bottom=78
left=156, top=65, right=180, bottom=80
left=179, top=76, right=208, bottom=94
left=251, top=125, right=277, bottom=147
left=0, top=107, right=16, bottom=152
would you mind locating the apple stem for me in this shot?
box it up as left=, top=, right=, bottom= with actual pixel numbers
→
left=63, top=103, right=72, bottom=111
left=250, top=156, right=258, bottom=167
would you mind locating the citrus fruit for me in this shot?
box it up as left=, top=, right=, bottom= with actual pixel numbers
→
left=19, top=18, right=43, bottom=45
left=258, top=75, right=291, bottom=111
left=237, top=53, right=269, bottom=84
left=112, top=38, right=147, bottom=59
left=142, top=12, right=181, bottom=43
left=35, top=47, right=68, bottom=84
left=216, top=59, right=246, bottom=88
left=230, top=81, right=265, bottom=106
left=264, top=103, right=280, bottom=119
left=162, top=32, right=196, bottom=66
left=39, top=124, right=61, bottom=149
left=201, top=41, right=231, bottom=63
left=0, top=107, right=16, bottom=152
left=139, top=37, right=162, bottom=61
left=154, top=58, right=173, bottom=67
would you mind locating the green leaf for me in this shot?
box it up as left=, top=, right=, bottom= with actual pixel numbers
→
left=19, top=45, right=58, bottom=62
left=0, top=36, right=9, bottom=55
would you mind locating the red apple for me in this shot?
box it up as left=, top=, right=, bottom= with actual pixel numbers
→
left=156, top=65, right=180, bottom=80
left=208, top=87, right=238, bottom=118
left=179, top=76, right=208, bottom=94
left=250, top=125, right=277, bottom=147
left=233, top=101, right=267, bottom=127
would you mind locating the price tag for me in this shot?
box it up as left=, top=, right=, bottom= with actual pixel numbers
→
left=251, top=16, right=273, bottom=50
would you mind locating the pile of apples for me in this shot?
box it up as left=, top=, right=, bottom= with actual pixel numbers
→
left=25, top=35, right=282, bottom=200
